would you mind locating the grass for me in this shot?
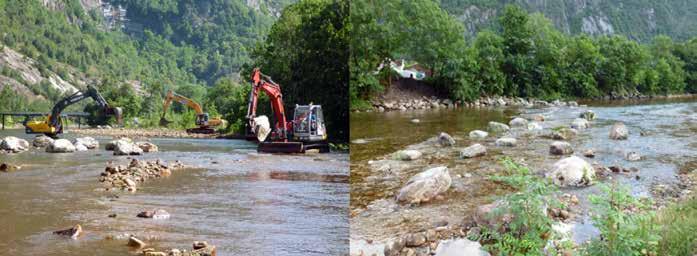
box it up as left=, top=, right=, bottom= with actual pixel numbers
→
left=655, top=196, right=697, bottom=255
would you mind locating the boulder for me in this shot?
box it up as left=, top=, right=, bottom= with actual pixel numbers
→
left=570, top=118, right=590, bottom=130
left=508, top=117, right=528, bottom=128
left=527, top=122, right=543, bottom=131
left=113, top=140, right=143, bottom=156
left=75, top=143, right=88, bottom=151
left=72, top=137, right=98, bottom=149
left=394, top=150, right=422, bottom=161
left=0, top=136, right=29, bottom=153
left=46, top=139, right=76, bottom=153
left=488, top=122, right=510, bottom=133
left=460, top=144, right=487, bottom=159
left=53, top=224, right=82, bottom=239
left=495, top=137, right=517, bottom=147
left=609, top=122, right=628, bottom=140
left=106, top=138, right=132, bottom=150
left=136, top=142, right=158, bottom=152
left=580, top=110, right=596, bottom=121
left=547, top=156, right=595, bottom=187
left=549, top=141, right=573, bottom=155
left=128, top=236, right=146, bottom=248
left=396, top=166, right=451, bottom=204
left=438, top=132, right=455, bottom=147
left=551, top=128, right=577, bottom=140
left=32, top=135, right=54, bottom=148
left=469, top=130, right=488, bottom=139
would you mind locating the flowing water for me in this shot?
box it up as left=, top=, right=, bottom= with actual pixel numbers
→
left=349, top=98, right=697, bottom=250
left=0, top=130, right=348, bottom=255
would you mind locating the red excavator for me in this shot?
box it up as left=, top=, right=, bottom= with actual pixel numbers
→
left=246, top=68, right=330, bottom=153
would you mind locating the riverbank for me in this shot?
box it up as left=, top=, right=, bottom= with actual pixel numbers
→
left=71, top=127, right=220, bottom=139
left=349, top=98, right=697, bottom=255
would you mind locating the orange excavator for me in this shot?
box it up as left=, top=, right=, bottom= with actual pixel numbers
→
left=246, top=68, right=330, bottom=153
left=160, top=90, right=227, bottom=134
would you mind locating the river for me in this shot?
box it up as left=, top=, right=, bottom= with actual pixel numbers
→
left=0, top=130, right=349, bottom=255
left=349, top=97, right=697, bottom=254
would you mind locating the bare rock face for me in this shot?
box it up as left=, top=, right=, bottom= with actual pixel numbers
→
left=394, top=150, right=422, bottom=161
left=460, top=144, right=487, bottom=159
left=72, top=137, right=98, bottom=149
left=488, top=121, right=510, bottom=133
left=609, top=122, right=628, bottom=140
left=53, top=224, right=82, bottom=239
left=397, top=166, right=451, bottom=204
left=547, top=156, right=595, bottom=187
left=0, top=136, right=29, bottom=153
left=46, top=139, right=76, bottom=153
left=549, top=141, right=573, bottom=155
left=32, top=135, right=54, bottom=148
left=136, top=141, right=158, bottom=152
left=438, top=132, right=455, bottom=147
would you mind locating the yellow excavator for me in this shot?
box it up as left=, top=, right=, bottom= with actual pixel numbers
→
left=160, top=90, right=227, bottom=134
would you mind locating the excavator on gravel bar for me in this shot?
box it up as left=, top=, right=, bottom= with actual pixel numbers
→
left=160, top=90, right=227, bottom=134
left=24, top=85, right=122, bottom=137
left=246, top=68, right=330, bottom=153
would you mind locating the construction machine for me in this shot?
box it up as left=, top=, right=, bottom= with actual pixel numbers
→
left=24, top=85, right=123, bottom=137
left=246, top=68, right=330, bottom=153
left=160, top=90, right=227, bottom=134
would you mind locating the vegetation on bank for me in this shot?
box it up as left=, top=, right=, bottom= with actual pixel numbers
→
left=0, top=0, right=348, bottom=142
left=350, top=1, right=697, bottom=110
left=479, top=160, right=697, bottom=256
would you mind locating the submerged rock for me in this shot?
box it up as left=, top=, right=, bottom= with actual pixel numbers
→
left=0, top=136, right=29, bottom=153
left=397, top=166, right=451, bottom=204
left=469, top=130, right=488, bottom=139
left=508, top=117, right=528, bottom=128
left=394, top=150, right=422, bottom=161
left=549, top=141, right=573, bottom=155
left=488, top=122, right=510, bottom=133
left=46, top=139, right=76, bottom=153
left=53, top=224, right=82, bottom=239
left=438, top=132, right=455, bottom=147
left=32, top=135, right=54, bottom=148
left=495, top=137, right=517, bottom=147
left=547, top=156, right=595, bottom=187
left=460, top=144, right=487, bottom=159
left=609, top=122, right=629, bottom=140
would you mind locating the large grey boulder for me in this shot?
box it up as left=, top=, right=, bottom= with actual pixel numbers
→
left=0, top=136, right=29, bottom=153
left=488, top=122, right=510, bottom=133
left=549, top=141, right=573, bottom=155
left=546, top=156, right=595, bottom=187
left=106, top=138, right=133, bottom=150
left=72, top=137, right=98, bottom=149
left=113, top=140, right=143, bottom=156
left=469, top=130, right=488, bottom=139
left=508, top=117, right=528, bottom=128
left=460, top=144, right=487, bottom=159
left=438, top=132, right=455, bottom=147
left=609, top=122, right=628, bottom=140
left=570, top=118, right=590, bottom=130
left=397, top=166, right=451, bottom=204
left=46, top=139, right=76, bottom=153
left=394, top=150, right=422, bottom=161
left=32, top=135, right=54, bottom=148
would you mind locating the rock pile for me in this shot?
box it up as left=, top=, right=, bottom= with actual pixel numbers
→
left=367, top=96, right=578, bottom=112
left=99, top=159, right=184, bottom=192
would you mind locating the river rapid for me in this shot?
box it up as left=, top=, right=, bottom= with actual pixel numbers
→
left=0, top=130, right=348, bottom=255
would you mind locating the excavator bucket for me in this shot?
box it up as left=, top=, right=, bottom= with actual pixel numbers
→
left=258, top=141, right=304, bottom=153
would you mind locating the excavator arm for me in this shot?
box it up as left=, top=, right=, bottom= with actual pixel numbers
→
left=160, top=89, right=226, bottom=133
left=246, top=68, right=291, bottom=141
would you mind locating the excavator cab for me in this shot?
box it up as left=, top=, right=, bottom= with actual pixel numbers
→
left=195, top=113, right=210, bottom=126
left=292, top=105, right=327, bottom=142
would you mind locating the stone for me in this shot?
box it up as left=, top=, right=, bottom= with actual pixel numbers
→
left=580, top=110, right=596, bottom=121
left=532, top=114, right=545, bottom=122
left=551, top=128, right=577, bottom=140
left=75, top=143, right=88, bottom=152
left=488, top=122, right=510, bottom=133
left=32, top=135, right=54, bottom=148
left=508, top=117, right=528, bottom=128
left=438, top=132, right=455, bottom=147
left=53, top=224, right=82, bottom=239
left=128, top=236, right=146, bottom=248
left=495, top=137, right=517, bottom=147
left=609, top=122, right=629, bottom=140
left=0, top=163, right=21, bottom=172
left=106, top=138, right=133, bottom=150
left=527, top=122, right=543, bottom=131
left=411, top=119, right=420, bottom=124
left=570, top=118, right=590, bottom=130
left=395, top=150, right=422, bottom=161
left=468, top=130, right=488, bottom=139
left=0, top=136, right=29, bottom=153
left=135, top=141, right=158, bottom=152
left=626, top=152, right=641, bottom=161
left=434, top=239, right=490, bottom=256
left=113, top=140, right=143, bottom=156
left=547, top=156, right=595, bottom=187
left=193, top=241, right=209, bottom=250
left=474, top=200, right=513, bottom=230
left=46, top=139, right=76, bottom=153
left=72, top=137, right=98, bottom=149
left=460, top=144, right=487, bottom=159
left=405, top=233, right=427, bottom=247
left=583, top=149, right=595, bottom=158
left=549, top=141, right=573, bottom=155
left=397, top=166, right=451, bottom=204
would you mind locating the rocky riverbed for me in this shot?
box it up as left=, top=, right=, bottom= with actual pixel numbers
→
left=71, top=127, right=219, bottom=139
left=0, top=130, right=349, bottom=255
left=350, top=98, right=697, bottom=256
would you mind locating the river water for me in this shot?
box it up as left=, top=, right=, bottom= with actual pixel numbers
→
left=349, top=98, right=697, bottom=252
left=0, top=130, right=349, bottom=255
